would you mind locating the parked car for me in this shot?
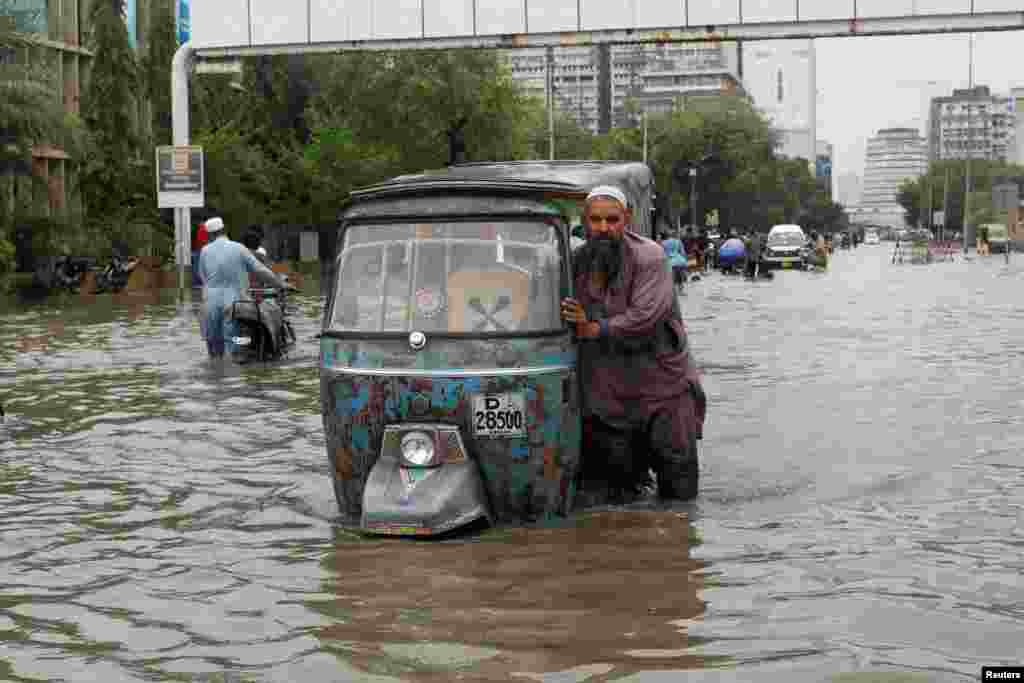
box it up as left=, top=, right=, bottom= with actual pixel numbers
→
left=762, top=224, right=807, bottom=269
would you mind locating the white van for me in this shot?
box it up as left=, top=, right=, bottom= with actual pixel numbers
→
left=762, top=224, right=807, bottom=269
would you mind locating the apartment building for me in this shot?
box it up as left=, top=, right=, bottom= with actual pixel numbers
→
left=928, top=85, right=1017, bottom=163
left=743, top=39, right=817, bottom=162
left=502, top=41, right=745, bottom=134
left=861, top=128, right=927, bottom=209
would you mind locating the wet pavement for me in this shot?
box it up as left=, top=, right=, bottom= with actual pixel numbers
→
left=1, top=245, right=1022, bottom=682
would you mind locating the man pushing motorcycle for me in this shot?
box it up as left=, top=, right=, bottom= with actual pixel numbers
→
left=198, top=217, right=295, bottom=359
left=560, top=186, right=706, bottom=501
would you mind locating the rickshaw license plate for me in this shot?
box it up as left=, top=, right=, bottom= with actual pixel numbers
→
left=472, top=393, right=526, bottom=438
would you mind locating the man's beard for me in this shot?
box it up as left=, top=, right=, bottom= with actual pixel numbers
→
left=576, top=235, right=624, bottom=284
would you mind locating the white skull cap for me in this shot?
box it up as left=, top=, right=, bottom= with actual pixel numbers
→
left=206, top=217, right=225, bottom=233
left=585, top=185, right=629, bottom=209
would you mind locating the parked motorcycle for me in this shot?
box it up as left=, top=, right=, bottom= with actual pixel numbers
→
left=52, top=256, right=94, bottom=293
left=94, top=253, right=138, bottom=294
left=228, top=278, right=297, bottom=363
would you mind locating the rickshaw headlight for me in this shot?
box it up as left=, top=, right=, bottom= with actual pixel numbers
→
left=400, top=431, right=436, bottom=467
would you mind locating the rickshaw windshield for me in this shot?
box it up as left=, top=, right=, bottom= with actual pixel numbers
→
left=330, top=220, right=565, bottom=334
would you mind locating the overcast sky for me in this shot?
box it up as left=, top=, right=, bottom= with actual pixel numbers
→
left=814, top=30, right=1024, bottom=181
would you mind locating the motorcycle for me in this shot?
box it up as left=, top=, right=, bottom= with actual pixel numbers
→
left=94, top=253, right=138, bottom=294
left=52, top=256, right=94, bottom=293
left=227, top=278, right=297, bottom=363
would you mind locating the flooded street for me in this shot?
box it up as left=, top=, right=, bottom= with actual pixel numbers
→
left=2, top=245, right=1022, bottom=682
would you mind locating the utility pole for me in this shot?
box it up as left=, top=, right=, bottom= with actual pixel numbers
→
left=642, top=111, right=648, bottom=164
left=925, top=174, right=933, bottom=233
left=963, top=32, right=974, bottom=254
left=689, top=167, right=698, bottom=232
left=942, top=165, right=951, bottom=244
left=546, top=46, right=555, bottom=161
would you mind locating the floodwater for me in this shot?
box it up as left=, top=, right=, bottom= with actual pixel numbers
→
left=1, top=246, right=1022, bottom=682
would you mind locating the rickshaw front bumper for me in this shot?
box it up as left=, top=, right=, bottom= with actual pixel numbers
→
left=360, top=424, right=492, bottom=537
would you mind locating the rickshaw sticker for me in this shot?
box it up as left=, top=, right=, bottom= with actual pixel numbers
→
left=415, top=287, right=445, bottom=318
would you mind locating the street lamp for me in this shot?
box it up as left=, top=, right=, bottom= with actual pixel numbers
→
left=673, top=154, right=719, bottom=233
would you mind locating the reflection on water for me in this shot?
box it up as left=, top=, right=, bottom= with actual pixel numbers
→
left=1, top=250, right=1023, bottom=682
left=313, top=511, right=708, bottom=681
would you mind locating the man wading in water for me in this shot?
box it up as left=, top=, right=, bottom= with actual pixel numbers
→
left=561, top=186, right=707, bottom=502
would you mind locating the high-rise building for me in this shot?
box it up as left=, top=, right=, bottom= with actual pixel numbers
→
left=836, top=172, right=863, bottom=209
left=928, top=85, right=1017, bottom=163
left=503, top=46, right=604, bottom=134
left=1, top=0, right=165, bottom=218
left=861, top=128, right=928, bottom=209
left=743, top=39, right=816, bottom=162
left=1011, top=87, right=1024, bottom=165
left=613, top=42, right=744, bottom=126
left=502, top=42, right=744, bottom=135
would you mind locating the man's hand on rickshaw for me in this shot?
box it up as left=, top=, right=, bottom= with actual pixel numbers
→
left=561, top=298, right=600, bottom=339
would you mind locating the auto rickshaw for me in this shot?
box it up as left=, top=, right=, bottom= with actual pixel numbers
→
left=319, top=161, right=667, bottom=536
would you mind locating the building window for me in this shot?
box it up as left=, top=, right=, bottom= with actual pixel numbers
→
left=777, top=69, right=784, bottom=103
left=0, top=0, right=48, bottom=34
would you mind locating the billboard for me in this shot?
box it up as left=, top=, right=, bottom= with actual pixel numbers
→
left=176, top=0, right=191, bottom=44
left=125, top=0, right=137, bottom=48
left=189, top=1, right=1024, bottom=54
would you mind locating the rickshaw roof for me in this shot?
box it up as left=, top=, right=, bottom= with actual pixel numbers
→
left=346, top=161, right=654, bottom=208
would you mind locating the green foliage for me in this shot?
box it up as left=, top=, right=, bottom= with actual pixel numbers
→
left=0, top=237, right=15, bottom=276
left=0, top=23, right=84, bottom=252
left=184, top=52, right=840, bottom=237
left=142, top=0, right=177, bottom=147
left=897, top=179, right=922, bottom=227
left=897, top=159, right=1024, bottom=231
left=78, top=0, right=139, bottom=220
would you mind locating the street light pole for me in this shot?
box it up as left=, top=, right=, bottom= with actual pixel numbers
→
left=689, top=167, right=698, bottom=232
left=546, top=47, right=555, bottom=161
left=963, top=32, right=974, bottom=255
left=642, top=111, right=648, bottom=164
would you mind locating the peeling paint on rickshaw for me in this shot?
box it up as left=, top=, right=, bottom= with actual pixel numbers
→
left=320, top=336, right=580, bottom=524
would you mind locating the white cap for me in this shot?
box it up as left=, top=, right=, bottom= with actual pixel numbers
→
left=206, top=217, right=225, bottom=233
left=585, top=185, right=629, bottom=209
left=256, top=246, right=267, bottom=257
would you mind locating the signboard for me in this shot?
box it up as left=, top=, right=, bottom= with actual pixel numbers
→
left=156, top=146, right=204, bottom=208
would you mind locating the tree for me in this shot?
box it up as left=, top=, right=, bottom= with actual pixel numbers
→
left=897, top=179, right=922, bottom=227
left=78, top=0, right=140, bottom=220
left=897, top=159, right=1024, bottom=234
left=142, top=0, right=177, bottom=147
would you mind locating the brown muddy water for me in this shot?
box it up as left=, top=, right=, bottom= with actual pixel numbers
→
left=1, top=246, right=1022, bottom=682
